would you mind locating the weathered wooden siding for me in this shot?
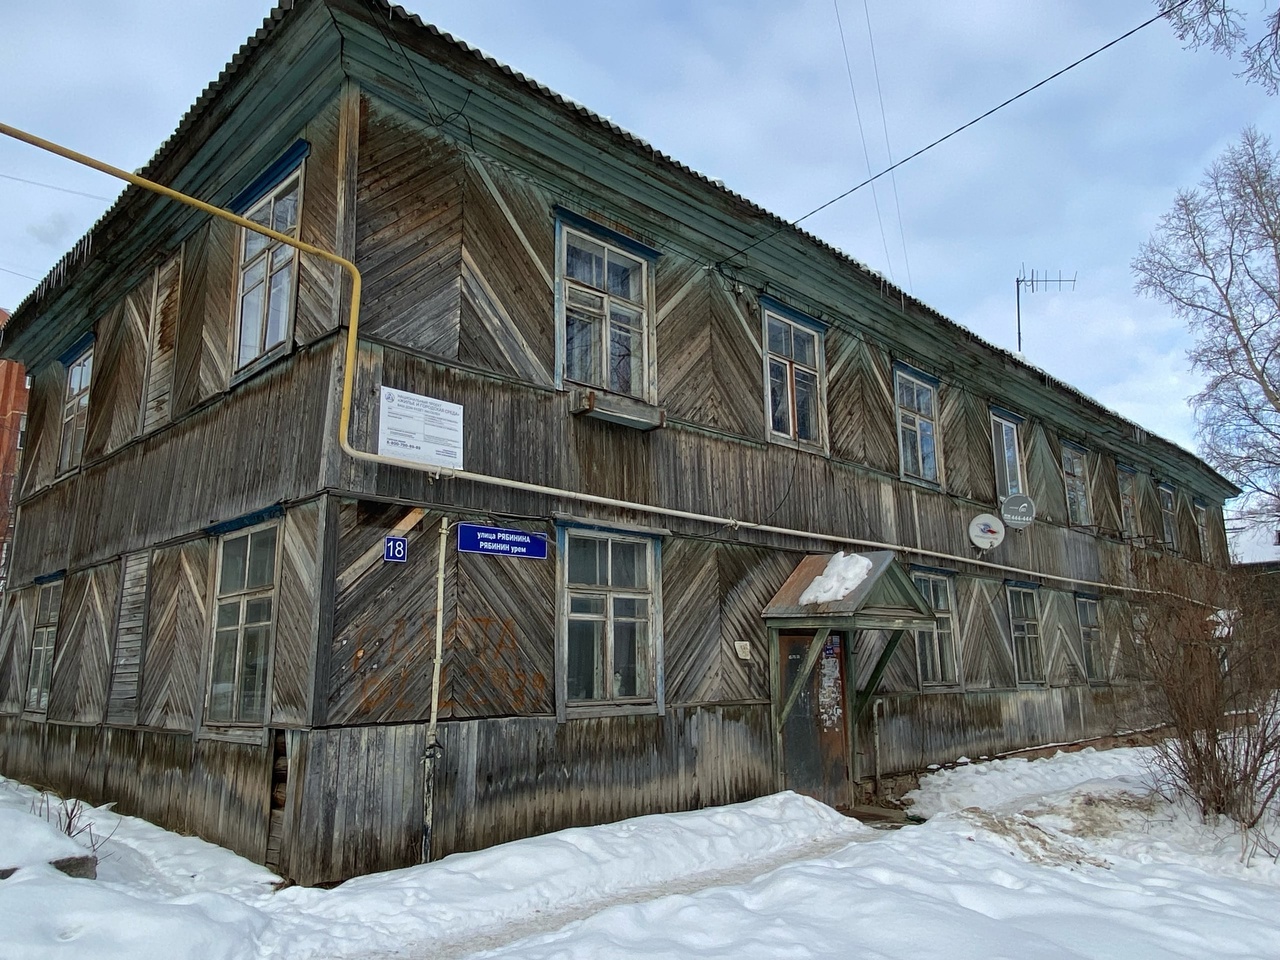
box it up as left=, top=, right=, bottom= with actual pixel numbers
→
left=18, top=362, right=62, bottom=500
left=356, top=96, right=464, bottom=353
left=107, top=551, right=151, bottom=725
left=0, top=587, right=37, bottom=714
left=295, top=99, right=344, bottom=345
left=0, top=716, right=272, bottom=864
left=11, top=341, right=334, bottom=584
left=172, top=217, right=235, bottom=417
left=281, top=704, right=773, bottom=884
left=860, top=683, right=1155, bottom=776
left=47, top=561, right=121, bottom=725
left=272, top=500, right=323, bottom=727
left=142, top=253, right=184, bottom=433
left=138, top=540, right=210, bottom=732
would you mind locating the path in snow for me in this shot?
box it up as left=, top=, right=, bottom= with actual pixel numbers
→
left=375, top=829, right=877, bottom=960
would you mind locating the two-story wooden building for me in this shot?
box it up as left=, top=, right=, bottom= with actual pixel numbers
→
left=0, top=0, right=1237, bottom=884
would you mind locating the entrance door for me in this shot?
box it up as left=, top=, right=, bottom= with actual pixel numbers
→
left=779, top=631, right=851, bottom=809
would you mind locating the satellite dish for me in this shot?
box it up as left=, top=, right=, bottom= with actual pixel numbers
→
left=1000, top=494, right=1036, bottom=530
left=969, top=513, right=1006, bottom=550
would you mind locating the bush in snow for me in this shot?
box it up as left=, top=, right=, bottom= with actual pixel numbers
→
left=1128, top=557, right=1280, bottom=842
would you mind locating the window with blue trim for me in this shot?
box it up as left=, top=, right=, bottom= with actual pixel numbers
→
left=1117, top=467, right=1139, bottom=539
left=235, top=171, right=301, bottom=370
left=59, top=345, right=94, bottom=474
left=990, top=410, right=1024, bottom=500
left=895, top=368, right=938, bottom=483
left=560, top=226, right=650, bottom=399
left=1007, top=585, right=1043, bottom=683
left=1158, top=484, right=1178, bottom=550
left=207, top=521, right=279, bottom=725
left=912, top=572, right=957, bottom=685
left=1076, top=596, right=1104, bottom=681
left=1061, top=442, right=1092, bottom=526
left=765, top=309, right=823, bottom=446
left=561, top=529, right=659, bottom=710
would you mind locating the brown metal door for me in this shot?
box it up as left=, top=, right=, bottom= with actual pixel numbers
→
left=779, top=632, right=851, bottom=808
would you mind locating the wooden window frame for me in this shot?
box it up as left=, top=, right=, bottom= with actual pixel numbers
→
left=205, top=521, right=281, bottom=727
left=24, top=581, right=64, bottom=714
left=233, top=170, right=302, bottom=376
left=763, top=308, right=827, bottom=451
left=1193, top=501, right=1210, bottom=562
left=557, top=224, right=655, bottom=402
left=1117, top=466, right=1139, bottom=540
left=556, top=526, right=664, bottom=720
left=990, top=410, right=1025, bottom=501
left=1076, top=596, right=1105, bottom=683
left=58, top=346, right=94, bottom=475
left=1061, top=442, right=1092, bottom=527
left=1007, top=585, right=1044, bottom=684
left=912, top=572, right=959, bottom=687
left=1158, top=484, right=1178, bottom=551
left=895, top=368, right=940, bottom=485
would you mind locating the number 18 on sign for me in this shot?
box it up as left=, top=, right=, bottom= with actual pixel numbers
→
left=384, top=536, right=408, bottom=563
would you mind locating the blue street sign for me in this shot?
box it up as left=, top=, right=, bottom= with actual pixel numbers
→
left=384, top=536, right=408, bottom=563
left=457, top=523, right=548, bottom=559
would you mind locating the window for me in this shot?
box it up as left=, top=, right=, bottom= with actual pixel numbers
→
left=25, top=581, right=63, bottom=712
left=896, top=369, right=939, bottom=483
left=16, top=413, right=26, bottom=451
left=913, top=573, right=958, bottom=685
left=1193, top=502, right=1210, bottom=562
left=561, top=529, right=659, bottom=711
left=1117, top=468, right=1139, bottom=539
left=766, top=310, right=824, bottom=445
left=1007, top=586, right=1043, bottom=683
left=1061, top=444, right=1092, bottom=526
left=991, top=411, right=1024, bottom=500
left=1158, top=485, right=1177, bottom=549
left=58, top=347, right=93, bottom=473
left=207, top=524, right=278, bottom=725
left=236, top=173, right=300, bottom=370
left=561, top=227, right=650, bottom=398
left=1077, top=597, right=1104, bottom=681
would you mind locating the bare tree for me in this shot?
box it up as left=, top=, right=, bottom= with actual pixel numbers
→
left=1158, top=0, right=1280, bottom=93
left=1133, top=127, right=1280, bottom=530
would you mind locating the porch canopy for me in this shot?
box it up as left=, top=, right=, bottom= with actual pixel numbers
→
left=762, top=551, right=936, bottom=732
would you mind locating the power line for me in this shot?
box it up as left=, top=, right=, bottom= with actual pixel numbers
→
left=861, top=0, right=913, bottom=294
left=0, top=171, right=112, bottom=201
left=0, top=265, right=39, bottom=282
left=717, top=0, right=1195, bottom=269
left=832, top=0, right=895, bottom=284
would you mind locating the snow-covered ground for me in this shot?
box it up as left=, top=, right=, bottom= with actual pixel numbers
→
left=4, top=747, right=1280, bottom=959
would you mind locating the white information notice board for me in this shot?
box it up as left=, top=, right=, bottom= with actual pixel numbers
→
left=377, top=386, right=464, bottom=469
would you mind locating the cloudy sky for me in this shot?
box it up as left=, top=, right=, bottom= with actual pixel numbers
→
left=2, top=1, right=1277, bottom=548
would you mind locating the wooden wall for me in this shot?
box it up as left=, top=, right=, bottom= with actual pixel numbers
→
left=279, top=704, right=773, bottom=884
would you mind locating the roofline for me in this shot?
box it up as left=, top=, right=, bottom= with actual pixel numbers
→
left=7, top=0, right=1241, bottom=498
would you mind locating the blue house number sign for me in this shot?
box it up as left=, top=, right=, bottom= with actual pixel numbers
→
left=384, top=536, right=408, bottom=563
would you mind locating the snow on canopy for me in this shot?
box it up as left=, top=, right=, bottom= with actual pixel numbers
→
left=799, top=552, right=873, bottom=605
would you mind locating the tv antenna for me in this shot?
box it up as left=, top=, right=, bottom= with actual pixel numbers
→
left=1015, top=267, right=1076, bottom=353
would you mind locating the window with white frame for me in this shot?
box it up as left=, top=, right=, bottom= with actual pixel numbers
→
left=913, top=573, right=958, bottom=685
left=207, top=523, right=278, bottom=725
left=1061, top=443, right=1092, bottom=526
left=896, top=369, right=939, bottom=483
left=562, top=530, right=659, bottom=710
left=1007, top=586, right=1043, bottom=683
left=991, top=411, right=1024, bottom=500
left=1158, top=485, right=1178, bottom=549
left=236, top=173, right=300, bottom=371
left=24, top=581, right=63, bottom=712
left=1077, top=596, right=1104, bottom=682
left=58, top=347, right=93, bottom=474
left=561, top=227, right=650, bottom=398
left=1117, top=468, right=1139, bottom=539
left=766, top=310, right=823, bottom=445
left=1193, top=502, right=1210, bottom=562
